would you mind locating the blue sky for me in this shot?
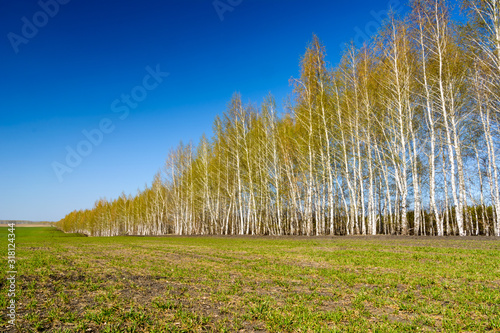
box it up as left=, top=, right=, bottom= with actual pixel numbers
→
left=0, top=0, right=407, bottom=221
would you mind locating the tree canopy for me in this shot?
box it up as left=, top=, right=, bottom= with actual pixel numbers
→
left=57, top=0, right=500, bottom=237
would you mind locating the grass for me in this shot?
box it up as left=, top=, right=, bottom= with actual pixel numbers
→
left=0, top=227, right=499, bottom=332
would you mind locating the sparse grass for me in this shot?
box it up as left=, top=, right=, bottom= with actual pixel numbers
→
left=0, top=227, right=499, bottom=332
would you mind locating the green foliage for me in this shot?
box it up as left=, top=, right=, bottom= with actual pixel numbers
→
left=56, top=0, right=500, bottom=237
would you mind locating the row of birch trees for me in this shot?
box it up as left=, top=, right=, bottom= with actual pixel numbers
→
left=57, top=0, right=500, bottom=237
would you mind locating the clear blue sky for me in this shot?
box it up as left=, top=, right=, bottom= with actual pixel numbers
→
left=0, top=0, right=407, bottom=221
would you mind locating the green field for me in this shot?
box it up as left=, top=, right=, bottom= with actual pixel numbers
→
left=1, top=228, right=499, bottom=332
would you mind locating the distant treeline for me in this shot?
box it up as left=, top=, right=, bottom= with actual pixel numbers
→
left=0, top=220, right=53, bottom=225
left=57, top=0, right=500, bottom=237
